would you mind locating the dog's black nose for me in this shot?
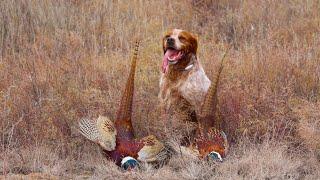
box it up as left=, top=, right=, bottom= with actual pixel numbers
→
left=167, top=37, right=175, bottom=46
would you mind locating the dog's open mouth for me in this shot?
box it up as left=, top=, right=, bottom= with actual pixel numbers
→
left=162, top=48, right=184, bottom=73
left=166, top=49, right=183, bottom=64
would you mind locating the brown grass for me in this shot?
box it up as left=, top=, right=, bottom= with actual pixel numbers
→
left=0, top=0, right=319, bottom=179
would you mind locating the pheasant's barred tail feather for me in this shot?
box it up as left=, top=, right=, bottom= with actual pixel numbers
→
left=79, top=118, right=100, bottom=142
left=79, top=116, right=117, bottom=151
left=115, top=40, right=140, bottom=140
left=200, top=48, right=230, bottom=129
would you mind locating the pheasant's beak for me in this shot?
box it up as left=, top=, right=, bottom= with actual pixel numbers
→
left=121, top=156, right=139, bottom=170
left=207, top=151, right=223, bottom=162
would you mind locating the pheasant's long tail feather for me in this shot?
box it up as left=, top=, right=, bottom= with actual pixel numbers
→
left=115, top=40, right=140, bottom=140
left=200, top=48, right=230, bottom=131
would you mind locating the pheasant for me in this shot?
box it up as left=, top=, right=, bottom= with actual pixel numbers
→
left=184, top=50, right=229, bottom=162
left=79, top=41, right=171, bottom=170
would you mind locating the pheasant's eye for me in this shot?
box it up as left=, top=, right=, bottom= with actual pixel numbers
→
left=207, top=152, right=223, bottom=162
left=121, top=156, right=139, bottom=170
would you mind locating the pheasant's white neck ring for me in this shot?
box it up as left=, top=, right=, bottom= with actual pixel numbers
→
left=208, top=151, right=223, bottom=162
left=121, top=156, right=138, bottom=170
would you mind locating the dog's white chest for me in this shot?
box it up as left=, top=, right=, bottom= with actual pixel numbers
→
left=179, top=68, right=211, bottom=107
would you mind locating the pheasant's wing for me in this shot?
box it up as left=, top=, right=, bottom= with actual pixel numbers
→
left=96, top=116, right=117, bottom=150
left=137, top=135, right=170, bottom=163
left=208, top=128, right=228, bottom=150
left=196, top=127, right=228, bottom=158
left=79, top=115, right=117, bottom=151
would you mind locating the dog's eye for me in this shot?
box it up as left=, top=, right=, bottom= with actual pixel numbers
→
left=179, top=36, right=186, bottom=41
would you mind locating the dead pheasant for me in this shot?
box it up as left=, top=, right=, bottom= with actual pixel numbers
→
left=186, top=49, right=229, bottom=162
left=79, top=41, right=171, bottom=170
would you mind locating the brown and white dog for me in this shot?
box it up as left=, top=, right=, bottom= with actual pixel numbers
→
left=159, top=29, right=211, bottom=144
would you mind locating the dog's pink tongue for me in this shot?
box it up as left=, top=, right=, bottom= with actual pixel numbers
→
left=162, top=49, right=178, bottom=73
left=162, top=56, right=168, bottom=73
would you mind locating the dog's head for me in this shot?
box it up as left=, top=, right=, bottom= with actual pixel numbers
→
left=162, top=29, right=198, bottom=73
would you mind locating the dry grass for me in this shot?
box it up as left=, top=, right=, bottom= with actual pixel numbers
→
left=0, top=0, right=319, bottom=179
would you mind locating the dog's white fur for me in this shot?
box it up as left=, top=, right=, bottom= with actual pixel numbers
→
left=170, top=29, right=183, bottom=49
left=159, top=60, right=211, bottom=112
left=179, top=65, right=211, bottom=108
left=159, top=29, right=212, bottom=143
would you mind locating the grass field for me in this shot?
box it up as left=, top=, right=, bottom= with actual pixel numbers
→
left=0, top=0, right=319, bottom=179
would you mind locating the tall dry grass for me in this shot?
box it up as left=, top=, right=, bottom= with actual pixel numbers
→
left=0, top=0, right=319, bottom=179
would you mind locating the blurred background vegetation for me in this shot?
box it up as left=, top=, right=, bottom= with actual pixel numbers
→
left=0, top=0, right=319, bottom=178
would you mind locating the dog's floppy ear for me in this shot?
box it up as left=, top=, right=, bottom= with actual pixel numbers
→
left=180, top=30, right=198, bottom=55
left=188, top=32, right=198, bottom=55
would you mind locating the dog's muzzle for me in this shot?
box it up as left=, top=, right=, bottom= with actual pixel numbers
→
left=166, top=37, right=175, bottom=48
